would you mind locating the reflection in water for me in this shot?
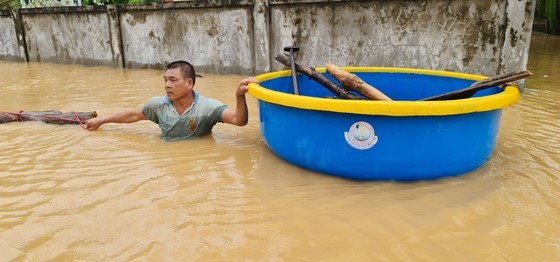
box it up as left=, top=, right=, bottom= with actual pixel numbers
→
left=1, top=33, right=559, bottom=260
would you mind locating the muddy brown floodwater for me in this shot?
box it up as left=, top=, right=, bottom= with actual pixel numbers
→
left=0, top=32, right=559, bottom=260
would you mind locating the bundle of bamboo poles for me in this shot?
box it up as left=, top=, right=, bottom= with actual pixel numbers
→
left=0, top=110, right=96, bottom=125
left=274, top=52, right=532, bottom=101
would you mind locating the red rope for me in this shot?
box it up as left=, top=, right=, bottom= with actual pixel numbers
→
left=16, top=110, right=24, bottom=122
left=0, top=110, right=25, bottom=122
left=72, top=111, right=88, bottom=129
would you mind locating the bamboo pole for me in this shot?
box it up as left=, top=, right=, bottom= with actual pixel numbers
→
left=326, top=63, right=392, bottom=101
left=274, top=53, right=363, bottom=100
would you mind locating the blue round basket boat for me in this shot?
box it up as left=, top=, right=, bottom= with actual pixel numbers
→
left=247, top=67, right=520, bottom=181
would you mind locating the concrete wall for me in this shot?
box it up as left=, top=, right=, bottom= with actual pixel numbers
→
left=270, top=1, right=506, bottom=73
left=119, top=5, right=255, bottom=74
left=0, top=11, right=25, bottom=62
left=0, top=0, right=536, bottom=77
left=501, top=0, right=536, bottom=73
left=19, top=6, right=122, bottom=67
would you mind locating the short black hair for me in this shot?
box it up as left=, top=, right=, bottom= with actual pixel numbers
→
left=166, top=60, right=196, bottom=85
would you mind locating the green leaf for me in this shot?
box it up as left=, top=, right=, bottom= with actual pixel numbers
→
left=546, top=0, right=558, bottom=33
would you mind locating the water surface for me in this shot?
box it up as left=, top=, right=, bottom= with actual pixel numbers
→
left=0, top=32, right=559, bottom=260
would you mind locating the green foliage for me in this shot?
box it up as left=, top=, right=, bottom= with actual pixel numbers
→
left=81, top=0, right=159, bottom=5
left=536, top=0, right=558, bottom=34
left=81, top=0, right=119, bottom=5
left=547, top=0, right=558, bottom=33
left=8, top=0, right=161, bottom=8
left=0, top=0, right=20, bottom=10
left=127, top=0, right=159, bottom=4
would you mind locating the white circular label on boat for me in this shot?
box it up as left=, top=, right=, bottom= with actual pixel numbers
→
left=344, top=121, right=378, bottom=150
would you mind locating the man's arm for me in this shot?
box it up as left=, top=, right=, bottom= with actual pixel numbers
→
left=85, top=106, right=147, bottom=130
left=221, top=77, right=259, bottom=126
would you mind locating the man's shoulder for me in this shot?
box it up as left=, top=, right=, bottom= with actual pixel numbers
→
left=195, top=93, right=224, bottom=107
left=148, top=95, right=166, bottom=102
left=142, top=96, right=169, bottom=117
left=145, top=96, right=167, bottom=106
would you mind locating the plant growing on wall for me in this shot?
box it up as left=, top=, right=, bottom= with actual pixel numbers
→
left=81, top=0, right=125, bottom=5
left=0, top=0, right=20, bottom=9
left=81, top=0, right=157, bottom=5
left=12, top=0, right=158, bottom=8
left=19, top=0, right=81, bottom=8
left=536, top=0, right=558, bottom=34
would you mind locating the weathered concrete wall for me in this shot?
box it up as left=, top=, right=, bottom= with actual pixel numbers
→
left=119, top=6, right=255, bottom=74
left=269, top=1, right=509, bottom=74
left=501, top=0, right=536, bottom=73
left=20, top=7, right=122, bottom=67
left=0, top=11, right=24, bottom=62
left=0, top=0, right=536, bottom=77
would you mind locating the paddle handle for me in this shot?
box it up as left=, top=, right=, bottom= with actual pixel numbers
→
left=284, top=46, right=300, bottom=95
left=422, top=70, right=532, bottom=101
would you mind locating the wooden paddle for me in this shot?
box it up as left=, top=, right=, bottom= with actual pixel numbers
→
left=421, top=70, right=532, bottom=101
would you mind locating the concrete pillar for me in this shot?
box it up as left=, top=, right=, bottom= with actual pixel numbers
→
left=11, top=9, right=28, bottom=62
left=252, top=0, right=271, bottom=73
left=106, top=5, right=124, bottom=68
left=500, top=0, right=536, bottom=74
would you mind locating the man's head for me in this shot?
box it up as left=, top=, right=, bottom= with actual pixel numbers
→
left=164, top=61, right=196, bottom=102
left=166, top=60, right=196, bottom=85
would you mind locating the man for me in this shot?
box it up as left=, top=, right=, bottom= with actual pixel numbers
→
left=85, top=60, right=259, bottom=141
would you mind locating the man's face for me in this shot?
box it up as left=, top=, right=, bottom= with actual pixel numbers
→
left=164, top=67, right=193, bottom=102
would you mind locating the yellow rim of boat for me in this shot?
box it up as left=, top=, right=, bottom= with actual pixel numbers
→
left=247, top=67, right=520, bottom=116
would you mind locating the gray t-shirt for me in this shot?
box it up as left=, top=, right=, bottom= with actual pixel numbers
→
left=142, top=91, right=227, bottom=141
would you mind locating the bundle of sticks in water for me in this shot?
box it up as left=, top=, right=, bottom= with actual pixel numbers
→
left=0, top=110, right=96, bottom=126
left=274, top=52, right=532, bottom=101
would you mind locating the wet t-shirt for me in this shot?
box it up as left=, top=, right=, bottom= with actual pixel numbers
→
left=142, top=91, right=227, bottom=141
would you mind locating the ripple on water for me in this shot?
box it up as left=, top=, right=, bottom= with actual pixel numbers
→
left=1, top=44, right=560, bottom=260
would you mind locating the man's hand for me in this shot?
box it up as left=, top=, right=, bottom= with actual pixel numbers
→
left=85, top=118, right=104, bottom=130
left=237, top=77, right=259, bottom=97
left=222, top=77, right=259, bottom=126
